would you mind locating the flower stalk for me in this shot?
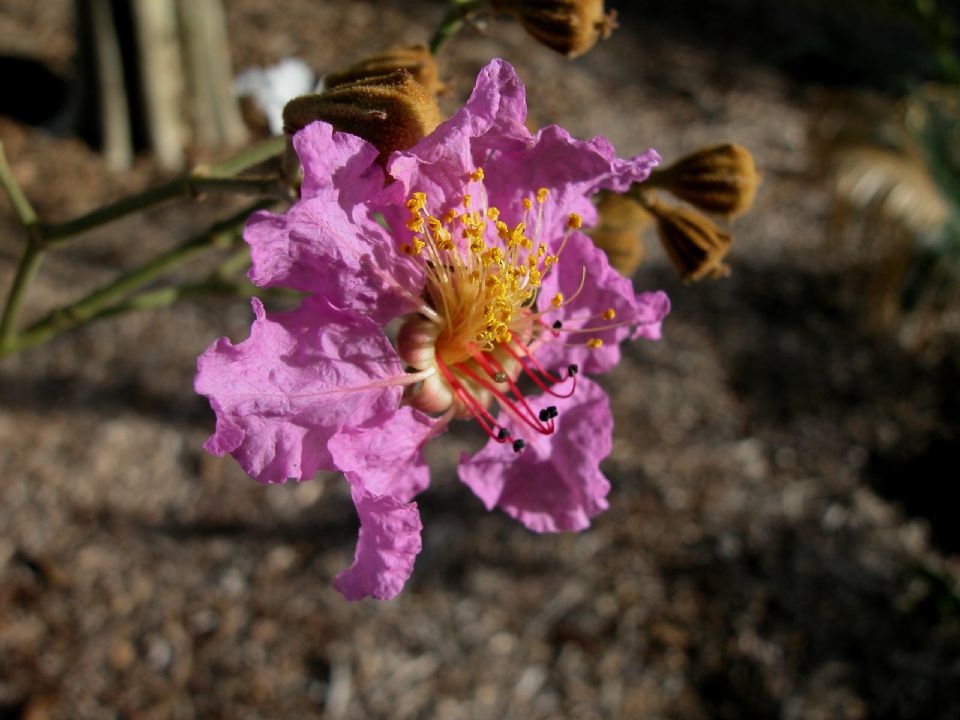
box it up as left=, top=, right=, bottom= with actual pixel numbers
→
left=429, top=0, right=486, bottom=54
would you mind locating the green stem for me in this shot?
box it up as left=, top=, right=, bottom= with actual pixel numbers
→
left=198, top=134, right=286, bottom=177
left=214, top=245, right=256, bottom=279
left=0, top=242, right=44, bottom=346
left=92, top=276, right=298, bottom=320
left=0, top=142, right=39, bottom=227
left=41, top=177, right=184, bottom=244
left=429, top=0, right=484, bottom=54
left=0, top=142, right=43, bottom=345
left=0, top=199, right=273, bottom=356
left=1, top=135, right=286, bottom=349
left=43, top=135, right=287, bottom=244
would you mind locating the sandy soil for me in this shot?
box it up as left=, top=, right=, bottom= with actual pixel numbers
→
left=1, top=1, right=959, bottom=718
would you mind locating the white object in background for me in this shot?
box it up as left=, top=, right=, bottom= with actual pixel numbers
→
left=235, top=58, right=317, bottom=135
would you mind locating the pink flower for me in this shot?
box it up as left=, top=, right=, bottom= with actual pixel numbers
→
left=195, top=59, right=669, bottom=600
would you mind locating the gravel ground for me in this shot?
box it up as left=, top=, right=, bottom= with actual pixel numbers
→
left=1, top=2, right=959, bottom=718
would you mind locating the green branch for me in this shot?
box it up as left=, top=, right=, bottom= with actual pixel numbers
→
left=0, top=142, right=42, bottom=345
left=430, top=0, right=485, bottom=54
left=0, top=135, right=287, bottom=353
left=0, top=199, right=273, bottom=357
left=42, top=135, right=287, bottom=244
left=0, top=141, right=39, bottom=228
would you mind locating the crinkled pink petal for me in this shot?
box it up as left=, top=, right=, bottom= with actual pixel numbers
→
left=246, top=123, right=423, bottom=324
left=481, top=126, right=660, bottom=248
left=294, top=121, right=384, bottom=205
left=458, top=377, right=613, bottom=533
left=327, top=407, right=441, bottom=504
left=194, top=296, right=405, bottom=484
left=535, top=231, right=670, bottom=375
left=388, top=59, right=658, bottom=247
left=630, top=290, right=672, bottom=341
left=387, top=59, right=531, bottom=214
left=333, top=483, right=422, bottom=601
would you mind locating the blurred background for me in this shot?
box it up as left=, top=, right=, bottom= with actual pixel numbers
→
left=1, top=1, right=959, bottom=717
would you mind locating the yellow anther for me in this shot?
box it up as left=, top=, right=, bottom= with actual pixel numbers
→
left=587, top=338, right=604, bottom=349
left=603, top=308, right=616, bottom=321
left=567, top=213, right=582, bottom=230
left=396, top=176, right=582, bottom=356
left=406, top=192, right=427, bottom=211
left=429, top=228, right=452, bottom=251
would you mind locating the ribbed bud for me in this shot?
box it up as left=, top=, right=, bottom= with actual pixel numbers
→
left=588, top=190, right=651, bottom=276
left=282, top=69, right=442, bottom=162
left=323, top=44, right=442, bottom=96
left=491, top=0, right=617, bottom=58
left=647, top=143, right=759, bottom=218
left=646, top=198, right=732, bottom=282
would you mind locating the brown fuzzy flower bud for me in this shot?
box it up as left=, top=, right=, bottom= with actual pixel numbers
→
left=491, top=0, right=617, bottom=58
left=647, top=143, right=759, bottom=218
left=588, top=190, right=651, bottom=276
left=645, top=197, right=732, bottom=282
left=323, top=44, right=442, bottom=96
left=282, top=69, right=443, bottom=162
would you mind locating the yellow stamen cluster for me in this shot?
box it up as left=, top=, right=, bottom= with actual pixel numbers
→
left=400, top=169, right=580, bottom=361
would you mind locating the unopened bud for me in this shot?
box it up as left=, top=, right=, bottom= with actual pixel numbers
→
left=648, top=143, right=759, bottom=218
left=645, top=198, right=732, bottom=282
left=491, top=0, right=617, bottom=58
left=587, top=190, right=651, bottom=276
left=282, top=69, right=442, bottom=162
left=323, top=44, right=442, bottom=96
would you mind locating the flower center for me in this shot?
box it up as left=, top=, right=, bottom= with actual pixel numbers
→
left=396, top=168, right=599, bottom=449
